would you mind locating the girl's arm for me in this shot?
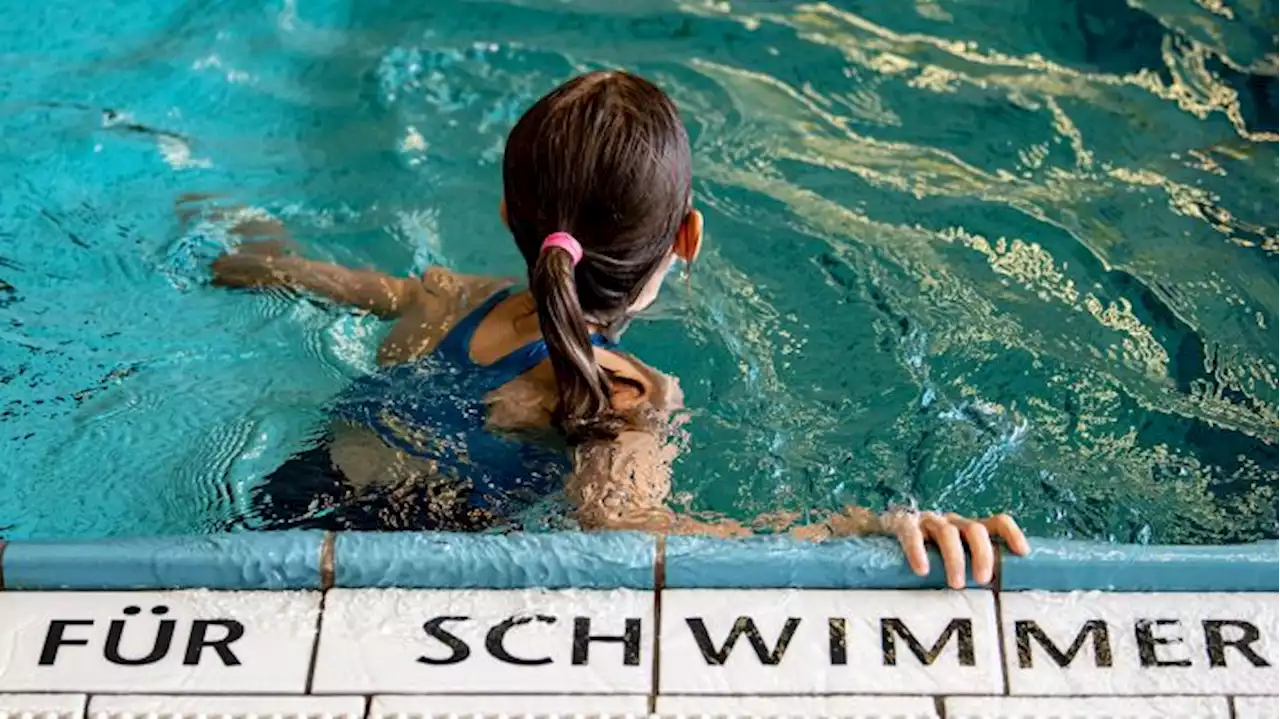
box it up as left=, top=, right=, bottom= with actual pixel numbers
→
left=567, top=430, right=1030, bottom=589
left=211, top=243, right=423, bottom=318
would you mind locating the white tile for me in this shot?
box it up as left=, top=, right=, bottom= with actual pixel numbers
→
left=945, top=696, right=1230, bottom=719
left=1001, top=591, right=1277, bottom=696
left=658, top=589, right=1000, bottom=695
left=656, top=695, right=938, bottom=718
left=0, top=591, right=320, bottom=693
left=0, top=693, right=85, bottom=718
left=313, top=589, right=653, bottom=694
left=369, top=694, right=647, bottom=717
left=87, top=695, right=364, bottom=718
left=1235, top=696, right=1280, bottom=719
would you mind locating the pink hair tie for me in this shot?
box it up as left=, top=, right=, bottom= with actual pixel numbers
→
left=541, top=232, right=584, bottom=266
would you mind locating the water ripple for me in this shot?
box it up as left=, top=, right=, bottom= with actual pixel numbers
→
left=1, top=0, right=1273, bottom=542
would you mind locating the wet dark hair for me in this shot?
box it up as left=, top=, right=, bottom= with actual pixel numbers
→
left=503, top=71, right=692, bottom=445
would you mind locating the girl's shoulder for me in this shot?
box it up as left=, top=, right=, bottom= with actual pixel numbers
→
left=419, top=267, right=514, bottom=315
left=426, top=265, right=685, bottom=415
left=377, top=268, right=514, bottom=365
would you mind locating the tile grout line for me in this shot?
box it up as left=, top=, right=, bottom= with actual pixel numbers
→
left=648, top=533, right=666, bottom=716
left=992, top=548, right=1011, bottom=697
left=0, top=539, right=6, bottom=591
left=305, top=531, right=336, bottom=695
left=80, top=692, right=1266, bottom=696
left=305, top=591, right=329, bottom=694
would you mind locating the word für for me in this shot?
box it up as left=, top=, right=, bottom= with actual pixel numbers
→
left=39, top=606, right=243, bottom=667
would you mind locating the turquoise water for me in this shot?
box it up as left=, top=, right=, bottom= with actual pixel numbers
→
left=0, top=0, right=1275, bottom=543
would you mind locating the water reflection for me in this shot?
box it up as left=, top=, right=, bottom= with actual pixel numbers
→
left=0, top=0, right=1273, bottom=542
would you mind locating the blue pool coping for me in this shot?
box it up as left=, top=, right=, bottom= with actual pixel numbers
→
left=0, top=532, right=1274, bottom=592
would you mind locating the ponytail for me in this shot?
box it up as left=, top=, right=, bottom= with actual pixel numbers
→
left=530, top=234, right=625, bottom=445
left=503, top=72, right=693, bottom=442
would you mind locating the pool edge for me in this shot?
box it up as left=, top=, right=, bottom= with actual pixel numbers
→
left=999, top=537, right=1280, bottom=592
left=0, top=532, right=1274, bottom=592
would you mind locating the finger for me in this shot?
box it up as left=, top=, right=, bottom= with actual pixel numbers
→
left=754, top=510, right=802, bottom=533
left=896, top=521, right=930, bottom=577
left=923, top=515, right=966, bottom=589
left=986, top=514, right=1030, bottom=556
left=791, top=524, right=829, bottom=542
left=963, top=521, right=994, bottom=585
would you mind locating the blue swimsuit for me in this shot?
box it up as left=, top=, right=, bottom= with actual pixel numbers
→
left=252, top=287, right=615, bottom=531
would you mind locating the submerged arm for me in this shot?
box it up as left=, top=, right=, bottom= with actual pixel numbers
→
left=566, top=431, right=744, bottom=536
left=567, top=431, right=1029, bottom=588
left=212, top=245, right=423, bottom=318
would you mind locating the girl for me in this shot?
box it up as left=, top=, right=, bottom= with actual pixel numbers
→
left=207, top=71, right=1028, bottom=589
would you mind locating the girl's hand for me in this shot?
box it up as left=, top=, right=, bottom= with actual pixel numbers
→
left=880, top=511, right=1030, bottom=590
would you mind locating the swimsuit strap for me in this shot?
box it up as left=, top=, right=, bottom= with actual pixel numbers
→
left=433, top=287, right=516, bottom=362
left=483, top=331, right=616, bottom=385
left=434, top=286, right=619, bottom=387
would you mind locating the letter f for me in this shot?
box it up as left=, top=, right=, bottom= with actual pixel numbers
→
left=39, top=620, right=94, bottom=665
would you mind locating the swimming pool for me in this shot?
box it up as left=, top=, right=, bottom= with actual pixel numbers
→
left=0, top=0, right=1275, bottom=544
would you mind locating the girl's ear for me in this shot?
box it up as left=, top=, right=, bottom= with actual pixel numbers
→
left=675, top=209, right=703, bottom=263
left=499, top=199, right=509, bottom=229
